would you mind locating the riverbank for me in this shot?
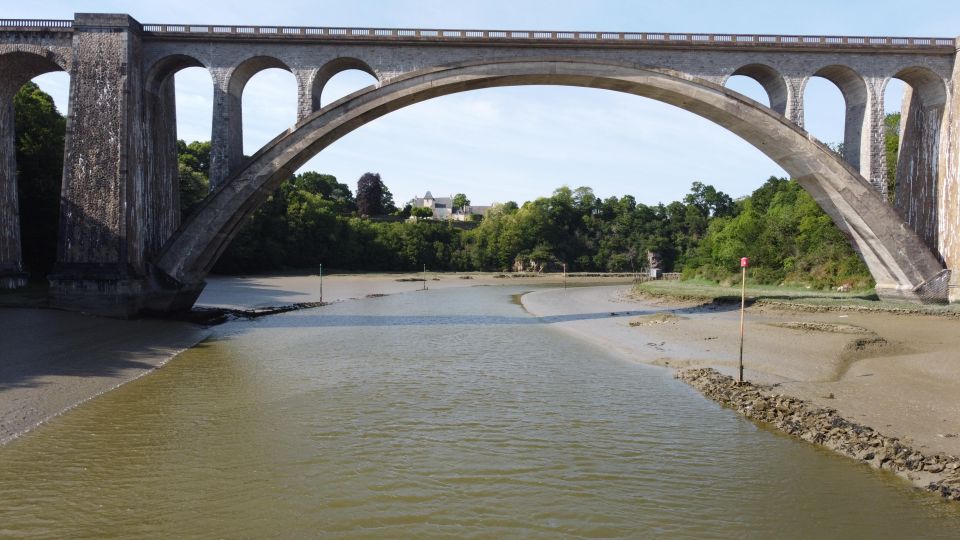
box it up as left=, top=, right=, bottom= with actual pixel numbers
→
left=0, top=308, right=209, bottom=444
left=0, top=272, right=633, bottom=444
left=520, top=285, right=960, bottom=496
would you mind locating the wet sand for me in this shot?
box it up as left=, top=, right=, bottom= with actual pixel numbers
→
left=520, top=285, right=960, bottom=457
left=0, top=308, right=209, bottom=444
left=197, top=272, right=634, bottom=309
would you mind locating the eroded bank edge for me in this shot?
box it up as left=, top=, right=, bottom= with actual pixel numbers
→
left=678, top=368, right=960, bottom=502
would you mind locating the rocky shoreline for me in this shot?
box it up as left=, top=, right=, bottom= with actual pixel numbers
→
left=678, top=368, right=960, bottom=502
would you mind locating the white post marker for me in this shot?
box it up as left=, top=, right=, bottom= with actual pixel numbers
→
left=563, top=263, right=567, bottom=289
left=319, top=263, right=323, bottom=303
left=738, top=256, right=749, bottom=383
left=423, top=264, right=427, bottom=290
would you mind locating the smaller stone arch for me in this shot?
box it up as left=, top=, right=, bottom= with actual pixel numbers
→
left=310, top=57, right=380, bottom=111
left=141, top=54, right=215, bottom=258
left=144, top=53, right=208, bottom=94
left=812, top=64, right=868, bottom=169
left=208, top=55, right=297, bottom=190
left=726, top=63, right=788, bottom=115
left=891, top=66, right=947, bottom=109
left=0, top=49, right=71, bottom=288
left=0, top=50, right=68, bottom=99
left=228, top=55, right=294, bottom=98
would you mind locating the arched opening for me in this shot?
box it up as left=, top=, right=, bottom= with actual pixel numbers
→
left=803, top=66, right=867, bottom=169
left=143, top=55, right=214, bottom=258
left=804, top=65, right=866, bottom=169
left=724, top=74, right=771, bottom=107
left=802, top=77, right=845, bottom=152
left=0, top=51, right=69, bottom=288
left=885, top=67, right=947, bottom=252
left=883, top=78, right=907, bottom=201
left=727, top=64, right=787, bottom=115
left=312, top=58, right=379, bottom=109
left=237, top=60, right=297, bottom=156
left=172, top=66, right=214, bottom=218
left=153, top=59, right=946, bottom=311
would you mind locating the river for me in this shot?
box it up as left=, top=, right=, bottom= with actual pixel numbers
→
left=1, top=285, right=959, bottom=538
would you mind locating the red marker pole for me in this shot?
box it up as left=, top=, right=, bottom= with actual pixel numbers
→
left=738, top=257, right=749, bottom=383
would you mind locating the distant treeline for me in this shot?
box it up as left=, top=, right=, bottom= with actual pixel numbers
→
left=14, top=82, right=894, bottom=289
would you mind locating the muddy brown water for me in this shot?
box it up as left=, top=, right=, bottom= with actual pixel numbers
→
left=1, top=286, right=959, bottom=538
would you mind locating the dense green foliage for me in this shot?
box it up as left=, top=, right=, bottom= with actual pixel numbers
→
left=683, top=177, right=873, bottom=289
left=177, top=140, right=211, bottom=218
left=10, top=82, right=896, bottom=290
left=13, top=82, right=65, bottom=279
left=884, top=112, right=901, bottom=202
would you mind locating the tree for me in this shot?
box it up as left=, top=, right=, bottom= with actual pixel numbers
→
left=176, top=140, right=211, bottom=218
left=684, top=181, right=735, bottom=218
left=452, top=193, right=470, bottom=214
left=14, top=81, right=66, bottom=279
left=292, top=171, right=355, bottom=214
left=381, top=184, right=398, bottom=214
left=411, top=206, right=434, bottom=219
left=884, top=112, right=901, bottom=203
left=356, top=172, right=385, bottom=217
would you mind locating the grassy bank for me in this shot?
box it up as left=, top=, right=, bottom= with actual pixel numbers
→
left=633, top=278, right=960, bottom=316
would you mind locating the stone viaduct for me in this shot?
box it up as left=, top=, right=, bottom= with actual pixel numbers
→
left=0, top=13, right=958, bottom=316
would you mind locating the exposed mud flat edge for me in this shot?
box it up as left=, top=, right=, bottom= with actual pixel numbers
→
left=0, top=332, right=210, bottom=447
left=631, top=290, right=960, bottom=318
left=168, top=301, right=329, bottom=326
left=678, top=368, right=960, bottom=502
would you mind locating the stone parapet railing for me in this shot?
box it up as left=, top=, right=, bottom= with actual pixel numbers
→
left=0, top=19, right=73, bottom=29
left=0, top=19, right=954, bottom=51
left=137, top=26, right=956, bottom=50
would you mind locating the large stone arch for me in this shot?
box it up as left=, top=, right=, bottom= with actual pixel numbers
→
left=149, top=58, right=949, bottom=312
left=811, top=65, right=868, bottom=170
left=0, top=50, right=70, bottom=288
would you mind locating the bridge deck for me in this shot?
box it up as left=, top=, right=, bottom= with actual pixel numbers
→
left=0, top=19, right=954, bottom=52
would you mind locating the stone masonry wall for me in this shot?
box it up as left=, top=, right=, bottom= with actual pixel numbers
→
left=57, top=20, right=136, bottom=271
left=937, top=41, right=960, bottom=301
left=896, top=88, right=943, bottom=253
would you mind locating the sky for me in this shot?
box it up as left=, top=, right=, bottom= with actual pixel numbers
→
left=17, top=0, right=959, bottom=207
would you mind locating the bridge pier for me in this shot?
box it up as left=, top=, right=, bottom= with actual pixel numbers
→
left=208, top=68, right=243, bottom=192
left=48, top=13, right=151, bottom=316
left=861, top=77, right=889, bottom=194
left=0, top=87, right=27, bottom=288
left=938, top=39, right=960, bottom=303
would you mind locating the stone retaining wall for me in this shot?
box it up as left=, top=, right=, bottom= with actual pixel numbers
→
left=678, top=368, right=960, bottom=501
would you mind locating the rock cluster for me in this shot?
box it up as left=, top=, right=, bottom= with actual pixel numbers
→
left=678, top=368, right=960, bottom=501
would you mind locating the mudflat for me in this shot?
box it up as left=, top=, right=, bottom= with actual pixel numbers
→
left=0, top=308, right=208, bottom=444
left=520, top=285, right=960, bottom=457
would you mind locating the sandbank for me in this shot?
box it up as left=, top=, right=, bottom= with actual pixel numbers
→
left=520, top=285, right=960, bottom=457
